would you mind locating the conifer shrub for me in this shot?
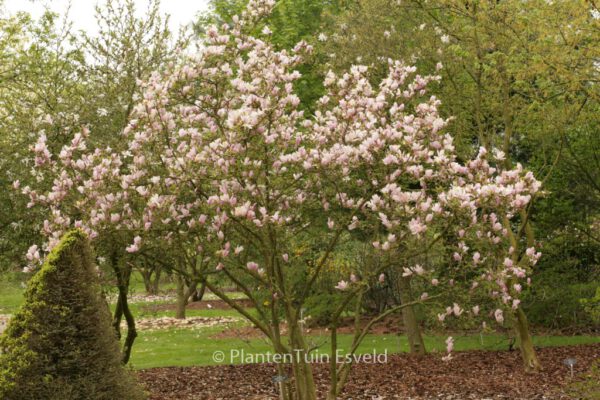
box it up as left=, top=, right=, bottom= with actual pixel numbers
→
left=0, top=230, right=145, bottom=400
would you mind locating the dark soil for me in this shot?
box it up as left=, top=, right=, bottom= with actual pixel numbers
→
left=138, top=343, right=600, bottom=399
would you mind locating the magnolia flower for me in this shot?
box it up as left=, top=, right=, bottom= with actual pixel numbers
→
left=378, top=273, right=385, bottom=283
left=327, top=218, right=334, bottom=229
left=494, top=309, right=504, bottom=324
left=247, top=261, right=259, bottom=272
left=408, top=218, right=426, bottom=235
left=335, top=280, right=349, bottom=290
left=472, top=305, right=480, bottom=316
left=126, top=236, right=142, bottom=253
left=348, top=217, right=359, bottom=230
left=526, top=247, right=536, bottom=257
left=513, top=283, right=522, bottom=293
left=234, top=202, right=253, bottom=218
left=512, top=299, right=521, bottom=310
left=26, top=244, right=40, bottom=262
left=493, top=148, right=506, bottom=161
left=452, top=303, right=463, bottom=316
left=445, top=336, right=454, bottom=353
left=413, top=265, right=426, bottom=275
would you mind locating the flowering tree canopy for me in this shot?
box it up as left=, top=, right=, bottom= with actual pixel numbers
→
left=20, top=0, right=542, bottom=397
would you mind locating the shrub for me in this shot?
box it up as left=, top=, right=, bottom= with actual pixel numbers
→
left=581, top=287, right=600, bottom=326
left=0, top=230, right=145, bottom=400
left=522, top=282, right=598, bottom=333
left=304, top=293, right=352, bottom=327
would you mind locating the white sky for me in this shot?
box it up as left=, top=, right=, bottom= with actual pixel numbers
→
left=2, top=0, right=211, bottom=36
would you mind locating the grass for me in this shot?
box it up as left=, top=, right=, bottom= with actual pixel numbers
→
left=2, top=275, right=599, bottom=370
left=129, top=327, right=600, bottom=369
left=0, top=279, right=26, bottom=314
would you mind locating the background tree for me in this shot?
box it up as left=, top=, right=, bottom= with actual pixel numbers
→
left=2, top=0, right=184, bottom=363
left=320, top=0, right=600, bottom=370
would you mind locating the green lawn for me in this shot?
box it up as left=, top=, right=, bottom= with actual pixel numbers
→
left=2, top=277, right=599, bottom=371
left=129, top=327, right=600, bottom=369
left=0, top=280, right=25, bottom=314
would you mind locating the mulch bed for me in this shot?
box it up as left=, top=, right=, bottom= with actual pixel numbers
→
left=138, top=343, right=600, bottom=399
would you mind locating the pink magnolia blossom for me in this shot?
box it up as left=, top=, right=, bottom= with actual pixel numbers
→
left=494, top=309, right=504, bottom=324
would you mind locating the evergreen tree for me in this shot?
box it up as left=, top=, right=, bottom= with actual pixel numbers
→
left=0, top=230, right=145, bottom=400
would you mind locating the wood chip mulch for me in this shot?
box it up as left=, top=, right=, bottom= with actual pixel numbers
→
left=138, top=344, right=600, bottom=400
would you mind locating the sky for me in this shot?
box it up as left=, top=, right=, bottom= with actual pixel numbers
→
left=3, top=0, right=211, bottom=36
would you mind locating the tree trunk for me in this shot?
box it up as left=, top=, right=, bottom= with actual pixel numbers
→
left=175, top=275, right=188, bottom=319
left=288, top=320, right=317, bottom=400
left=514, top=306, right=542, bottom=372
left=110, top=255, right=137, bottom=364
left=189, top=281, right=205, bottom=303
left=398, top=276, right=426, bottom=355
left=119, top=284, right=137, bottom=365
left=150, top=266, right=161, bottom=295
left=141, top=268, right=154, bottom=295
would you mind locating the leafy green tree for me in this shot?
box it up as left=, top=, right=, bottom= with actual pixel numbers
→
left=196, top=0, right=347, bottom=108
left=1, top=0, right=183, bottom=362
left=323, top=0, right=600, bottom=371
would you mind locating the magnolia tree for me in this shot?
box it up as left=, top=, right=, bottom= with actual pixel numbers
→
left=22, top=0, right=542, bottom=398
left=13, top=0, right=182, bottom=364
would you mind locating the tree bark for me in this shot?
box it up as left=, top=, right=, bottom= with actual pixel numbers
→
left=141, top=268, right=154, bottom=295
left=514, top=306, right=542, bottom=372
left=288, top=319, right=317, bottom=400
left=110, top=254, right=137, bottom=364
left=175, top=275, right=188, bottom=319
left=189, top=281, right=205, bottom=303
left=151, top=266, right=161, bottom=294
left=398, top=276, right=426, bottom=355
